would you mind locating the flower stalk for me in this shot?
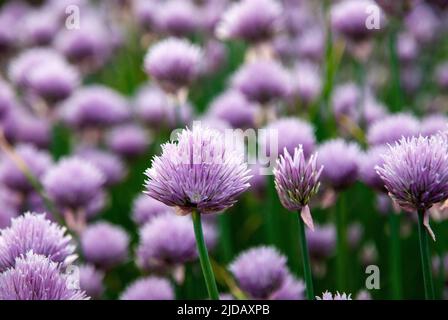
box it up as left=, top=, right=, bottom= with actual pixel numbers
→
left=192, top=210, right=220, bottom=300
left=417, top=210, right=435, bottom=300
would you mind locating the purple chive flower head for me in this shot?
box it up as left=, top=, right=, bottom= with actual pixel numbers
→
left=421, top=114, right=448, bottom=137
left=306, top=224, right=336, bottom=260
left=397, top=32, right=419, bottom=63
left=54, top=14, right=112, bottom=67
left=79, top=264, right=104, bottom=299
left=144, top=124, right=251, bottom=215
left=331, top=0, right=386, bottom=42
left=132, top=194, right=173, bottom=226
left=3, top=108, right=51, bottom=149
left=43, top=157, right=105, bottom=210
left=134, top=85, right=173, bottom=128
left=317, top=139, right=361, bottom=190
left=232, top=60, right=291, bottom=105
left=216, top=0, right=282, bottom=43
left=367, top=113, right=420, bottom=146
left=81, top=222, right=129, bottom=269
left=8, top=48, right=65, bottom=88
left=405, top=4, right=439, bottom=44
left=106, top=124, right=149, bottom=158
left=27, top=59, right=80, bottom=103
left=0, top=213, right=75, bottom=272
left=230, top=246, right=288, bottom=299
left=60, top=86, right=130, bottom=129
left=0, top=252, right=88, bottom=300
left=0, top=144, right=53, bottom=194
left=261, top=117, right=316, bottom=158
left=120, top=276, right=174, bottom=300
left=208, top=90, right=258, bottom=129
left=274, top=146, right=322, bottom=213
left=271, top=273, right=305, bottom=300
left=76, top=148, right=126, bottom=186
left=136, top=214, right=216, bottom=271
left=157, top=0, right=198, bottom=37
left=292, top=62, right=322, bottom=105
left=362, top=96, right=387, bottom=126
left=297, top=26, right=325, bottom=61
left=376, top=134, right=448, bottom=213
left=144, top=38, right=202, bottom=94
left=133, top=84, right=193, bottom=129
left=132, top=0, right=159, bottom=31
left=316, top=291, right=352, bottom=300
left=20, top=8, right=59, bottom=46
left=332, top=83, right=361, bottom=122
left=359, top=146, right=388, bottom=192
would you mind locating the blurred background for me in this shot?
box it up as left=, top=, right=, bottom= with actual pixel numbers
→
left=0, top=0, right=447, bottom=300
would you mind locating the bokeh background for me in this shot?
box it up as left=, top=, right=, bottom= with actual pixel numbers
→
left=0, top=0, right=447, bottom=300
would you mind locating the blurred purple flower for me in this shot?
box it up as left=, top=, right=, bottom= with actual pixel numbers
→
left=157, top=0, right=198, bottom=37
left=216, top=0, right=282, bottom=43
left=43, top=157, right=105, bottom=210
left=332, top=83, right=361, bottom=122
left=8, top=48, right=64, bottom=88
left=359, top=145, right=388, bottom=192
left=306, top=224, right=336, bottom=260
left=397, top=32, right=419, bottom=63
left=367, top=113, right=420, bottom=146
left=76, top=148, right=126, bottom=186
left=132, top=194, right=173, bottom=226
left=292, top=62, right=322, bottom=105
left=207, top=90, right=258, bottom=129
left=20, top=8, right=59, bottom=46
left=421, top=114, right=448, bottom=137
left=81, top=221, right=129, bottom=269
left=79, top=264, right=104, bottom=299
left=120, top=276, right=174, bottom=300
left=0, top=144, right=53, bottom=194
left=331, top=0, right=386, bottom=42
left=132, top=0, right=159, bottom=31
left=60, top=85, right=130, bottom=129
left=229, top=246, right=288, bottom=299
left=232, top=60, right=291, bottom=105
left=136, top=214, right=216, bottom=271
left=270, top=273, right=305, bottom=300
left=54, top=14, right=112, bottom=68
left=261, top=117, right=316, bottom=158
left=144, top=38, right=202, bottom=94
left=317, top=139, right=361, bottom=190
left=3, top=108, right=51, bottom=148
left=405, top=4, right=439, bottom=44
left=106, top=124, right=149, bottom=158
left=27, top=59, right=80, bottom=104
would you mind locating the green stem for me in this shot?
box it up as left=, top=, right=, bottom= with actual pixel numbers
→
left=218, top=214, right=232, bottom=263
left=389, top=213, right=402, bottom=299
left=297, top=212, right=314, bottom=300
left=264, top=176, right=278, bottom=245
left=336, top=194, right=348, bottom=291
left=417, top=210, right=435, bottom=300
left=192, top=210, right=220, bottom=300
